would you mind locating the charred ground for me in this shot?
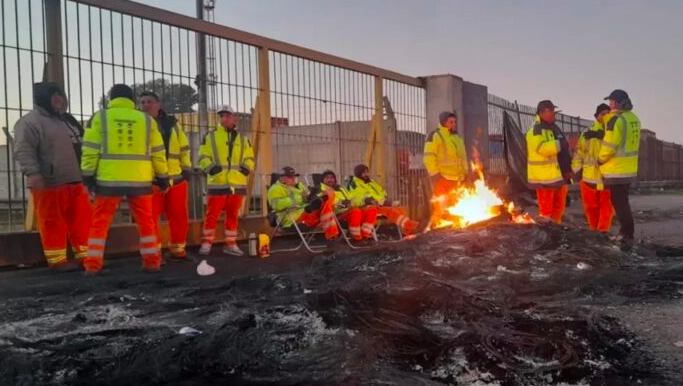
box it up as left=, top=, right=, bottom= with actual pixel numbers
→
left=1, top=222, right=683, bottom=386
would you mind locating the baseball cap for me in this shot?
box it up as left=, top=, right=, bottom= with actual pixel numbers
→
left=217, top=105, right=235, bottom=115
left=536, top=100, right=560, bottom=114
left=604, top=89, right=629, bottom=103
left=279, top=166, right=299, bottom=177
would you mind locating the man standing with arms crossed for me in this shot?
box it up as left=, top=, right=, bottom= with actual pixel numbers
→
left=599, top=89, right=641, bottom=246
left=139, top=91, right=192, bottom=260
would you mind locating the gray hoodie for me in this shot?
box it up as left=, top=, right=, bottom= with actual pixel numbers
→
left=13, top=86, right=83, bottom=188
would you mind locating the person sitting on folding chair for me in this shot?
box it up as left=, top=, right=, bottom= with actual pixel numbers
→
left=348, top=164, right=421, bottom=236
left=267, top=166, right=339, bottom=241
left=319, top=170, right=376, bottom=241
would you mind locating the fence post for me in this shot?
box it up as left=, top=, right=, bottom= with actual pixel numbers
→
left=257, top=47, right=272, bottom=216
left=514, top=100, right=523, bottom=130
left=43, top=0, right=64, bottom=87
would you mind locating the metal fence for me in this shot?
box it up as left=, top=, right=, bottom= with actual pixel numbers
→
left=0, top=0, right=428, bottom=233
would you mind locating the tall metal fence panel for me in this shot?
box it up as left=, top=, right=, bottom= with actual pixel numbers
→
left=0, top=0, right=427, bottom=233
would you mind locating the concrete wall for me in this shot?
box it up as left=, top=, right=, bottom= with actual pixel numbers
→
left=422, top=75, right=491, bottom=170
left=463, top=81, right=489, bottom=167
left=423, top=74, right=465, bottom=142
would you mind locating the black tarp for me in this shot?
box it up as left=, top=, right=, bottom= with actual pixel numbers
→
left=503, top=111, right=529, bottom=193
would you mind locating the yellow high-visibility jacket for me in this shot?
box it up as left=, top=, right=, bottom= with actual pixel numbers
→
left=423, top=125, right=467, bottom=182
left=572, top=121, right=605, bottom=189
left=598, top=110, right=641, bottom=185
left=198, top=125, right=255, bottom=195
left=320, top=183, right=352, bottom=213
left=347, top=176, right=387, bottom=207
left=267, top=180, right=307, bottom=227
left=526, top=117, right=566, bottom=188
left=81, top=97, right=168, bottom=196
left=155, top=111, right=191, bottom=182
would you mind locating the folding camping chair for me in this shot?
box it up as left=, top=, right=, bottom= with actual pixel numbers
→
left=305, top=173, right=371, bottom=250
left=343, top=175, right=403, bottom=241
left=266, top=173, right=327, bottom=254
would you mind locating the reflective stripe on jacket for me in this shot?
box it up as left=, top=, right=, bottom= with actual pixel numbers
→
left=572, top=121, right=605, bottom=189
left=81, top=97, right=168, bottom=196
left=198, top=125, right=255, bottom=195
left=347, top=176, right=387, bottom=207
left=598, top=110, right=641, bottom=185
left=526, top=117, right=565, bottom=189
left=423, top=125, right=467, bottom=181
left=267, top=180, right=307, bottom=227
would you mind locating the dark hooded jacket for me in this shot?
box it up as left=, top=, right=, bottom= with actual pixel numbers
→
left=13, top=82, right=83, bottom=187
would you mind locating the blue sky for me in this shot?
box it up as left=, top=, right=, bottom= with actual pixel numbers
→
left=145, top=0, right=682, bottom=142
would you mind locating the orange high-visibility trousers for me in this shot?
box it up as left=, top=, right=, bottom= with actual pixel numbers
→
left=580, top=181, right=614, bottom=232
left=378, top=206, right=419, bottom=235
left=431, top=178, right=461, bottom=226
left=340, top=207, right=378, bottom=240
left=32, top=183, right=91, bottom=267
left=84, top=195, right=159, bottom=273
left=298, top=199, right=339, bottom=239
left=536, top=185, right=569, bottom=224
left=202, top=194, right=244, bottom=249
left=152, top=181, right=189, bottom=257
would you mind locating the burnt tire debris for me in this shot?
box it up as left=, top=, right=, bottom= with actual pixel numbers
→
left=1, top=223, right=683, bottom=385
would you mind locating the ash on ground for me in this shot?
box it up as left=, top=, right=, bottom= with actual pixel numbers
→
left=1, top=223, right=683, bottom=386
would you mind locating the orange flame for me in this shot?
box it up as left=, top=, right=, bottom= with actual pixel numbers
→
left=432, top=162, right=534, bottom=229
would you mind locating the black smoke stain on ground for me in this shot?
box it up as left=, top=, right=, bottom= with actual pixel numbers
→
left=1, top=223, right=683, bottom=386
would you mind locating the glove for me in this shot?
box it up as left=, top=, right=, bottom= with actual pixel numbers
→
left=430, top=174, right=443, bottom=186
left=584, top=130, right=605, bottom=140
left=83, top=175, right=97, bottom=191
left=364, top=197, right=378, bottom=206
left=181, top=169, right=193, bottom=182
left=239, top=166, right=250, bottom=176
left=340, top=199, right=351, bottom=207
left=563, top=171, right=574, bottom=182
left=155, top=177, right=170, bottom=192
left=305, top=198, right=323, bottom=213
left=383, top=199, right=392, bottom=207
left=208, top=165, right=222, bottom=176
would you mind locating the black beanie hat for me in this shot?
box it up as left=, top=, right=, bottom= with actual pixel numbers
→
left=321, top=170, right=336, bottom=181
left=594, top=103, right=610, bottom=118
left=354, top=164, right=369, bottom=178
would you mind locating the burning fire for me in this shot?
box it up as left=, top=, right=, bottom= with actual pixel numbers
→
left=432, top=163, right=534, bottom=229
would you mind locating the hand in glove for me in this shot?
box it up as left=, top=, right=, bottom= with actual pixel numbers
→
left=305, top=198, right=323, bottom=213
left=383, top=199, right=392, bottom=207
left=208, top=165, right=222, bottom=176
left=583, top=130, right=605, bottom=140
left=155, top=177, right=170, bottom=193
left=181, top=169, right=193, bottom=182
left=239, top=166, right=250, bottom=176
left=563, top=171, right=574, bottom=182
left=340, top=199, right=351, bottom=207
left=83, top=175, right=97, bottom=192
left=364, top=197, right=378, bottom=206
